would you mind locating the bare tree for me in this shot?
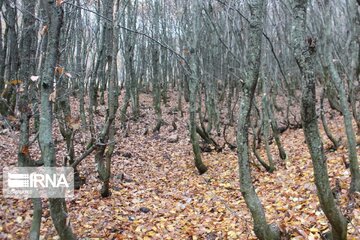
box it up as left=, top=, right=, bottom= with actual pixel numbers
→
left=39, top=0, right=76, bottom=239
left=321, top=0, right=360, bottom=193
left=236, top=0, right=281, bottom=239
left=292, top=0, right=348, bottom=238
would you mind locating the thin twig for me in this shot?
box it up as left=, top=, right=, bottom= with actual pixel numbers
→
left=71, top=144, right=97, bottom=168
left=29, top=132, right=39, bottom=145
left=64, top=1, right=192, bottom=73
left=216, top=0, right=289, bottom=84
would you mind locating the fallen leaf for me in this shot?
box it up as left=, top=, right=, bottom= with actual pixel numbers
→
left=8, top=79, right=22, bottom=85
left=49, top=91, right=56, bottom=102
left=30, top=76, right=40, bottom=82
left=65, top=72, right=72, bottom=78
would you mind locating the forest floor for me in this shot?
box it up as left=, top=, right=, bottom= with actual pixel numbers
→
left=0, top=90, right=360, bottom=240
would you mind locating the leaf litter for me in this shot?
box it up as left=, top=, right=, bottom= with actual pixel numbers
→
left=0, top=91, right=359, bottom=239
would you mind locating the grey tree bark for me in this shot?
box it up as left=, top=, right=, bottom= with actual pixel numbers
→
left=0, top=0, right=4, bottom=94
left=236, top=0, right=280, bottom=239
left=95, top=0, right=116, bottom=198
left=120, top=0, right=139, bottom=126
left=39, top=0, right=75, bottom=239
left=292, top=0, right=348, bottom=239
left=345, top=0, right=360, bottom=135
left=17, top=0, right=41, bottom=238
left=152, top=0, right=163, bottom=132
left=320, top=89, right=340, bottom=149
left=75, top=0, right=87, bottom=128
left=0, top=0, right=19, bottom=116
left=88, top=0, right=102, bottom=144
left=322, top=0, right=360, bottom=193
left=187, top=1, right=208, bottom=175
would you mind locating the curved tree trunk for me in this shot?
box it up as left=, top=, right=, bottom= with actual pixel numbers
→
left=323, top=0, right=360, bottom=193
left=320, top=89, right=340, bottom=149
left=292, top=0, right=347, bottom=238
left=187, top=1, right=208, bottom=175
left=236, top=0, right=280, bottom=239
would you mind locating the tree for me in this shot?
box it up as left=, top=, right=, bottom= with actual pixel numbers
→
left=186, top=0, right=208, bottom=175
left=120, top=0, right=139, bottom=125
left=17, top=1, right=41, bottom=238
left=0, top=0, right=19, bottom=116
left=39, top=0, right=76, bottom=238
left=236, top=0, right=281, bottom=239
left=321, top=0, right=360, bottom=193
left=291, top=0, right=348, bottom=238
left=94, top=0, right=117, bottom=198
left=152, top=0, right=163, bottom=132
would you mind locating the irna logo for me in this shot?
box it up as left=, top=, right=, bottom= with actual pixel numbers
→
left=3, top=167, right=74, bottom=199
left=8, top=172, right=69, bottom=188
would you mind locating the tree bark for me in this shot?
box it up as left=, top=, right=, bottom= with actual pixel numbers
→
left=0, top=1, right=4, bottom=94
left=236, top=1, right=280, bottom=239
left=292, top=0, right=348, bottom=238
left=187, top=2, right=208, bottom=175
left=323, top=0, right=360, bottom=192
left=95, top=0, right=116, bottom=198
left=17, top=0, right=41, bottom=238
left=152, top=0, right=163, bottom=132
left=39, top=0, right=75, bottom=239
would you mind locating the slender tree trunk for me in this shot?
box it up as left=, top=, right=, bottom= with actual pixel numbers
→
left=292, top=0, right=347, bottom=239
left=189, top=64, right=208, bottom=174
left=347, top=0, right=360, bottom=135
left=267, top=102, right=287, bottom=160
left=161, top=2, right=169, bottom=105
left=17, top=1, right=42, bottom=238
left=1, top=1, right=19, bottom=116
left=186, top=2, right=208, bottom=175
left=88, top=1, right=101, bottom=143
left=236, top=1, right=280, bottom=239
left=123, top=0, right=139, bottom=121
left=226, top=78, right=235, bottom=125
left=39, top=1, right=75, bottom=239
left=323, top=0, right=360, bottom=192
left=104, top=10, right=120, bottom=198
left=76, top=1, right=86, bottom=128
left=95, top=0, right=115, bottom=198
left=0, top=4, right=4, bottom=93
left=261, top=83, right=276, bottom=172
left=320, top=89, right=340, bottom=149
left=152, top=0, right=163, bottom=132
left=183, top=75, right=190, bottom=103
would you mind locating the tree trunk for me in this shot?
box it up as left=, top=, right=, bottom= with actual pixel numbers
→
left=76, top=1, right=86, bottom=128
left=347, top=0, right=360, bottom=135
left=39, top=1, right=75, bottom=239
left=123, top=0, right=139, bottom=121
left=95, top=0, right=116, bottom=198
left=17, top=1, right=41, bottom=238
left=189, top=67, right=208, bottom=174
left=292, top=0, right=348, bottom=238
left=236, top=1, right=281, bottom=239
left=323, top=0, right=360, bottom=192
left=187, top=2, right=208, bottom=175
left=152, top=0, right=163, bottom=132
left=320, top=89, right=340, bottom=149
left=1, top=1, right=19, bottom=116
left=261, top=83, right=276, bottom=172
left=0, top=2, right=4, bottom=94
